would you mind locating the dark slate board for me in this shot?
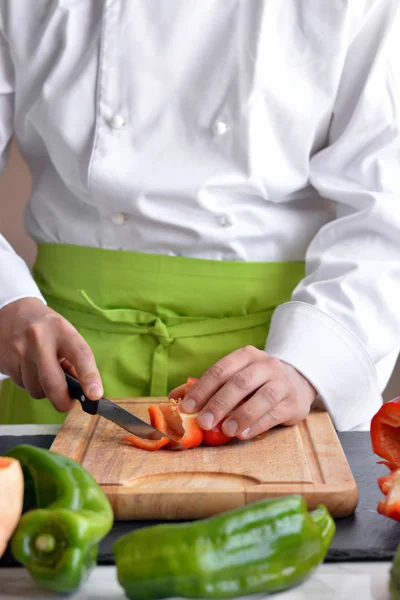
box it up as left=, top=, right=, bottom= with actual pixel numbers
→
left=1, top=431, right=400, bottom=567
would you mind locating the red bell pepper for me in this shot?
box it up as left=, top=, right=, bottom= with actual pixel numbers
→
left=202, top=426, right=232, bottom=446
left=123, top=376, right=235, bottom=451
left=370, top=398, right=400, bottom=521
left=377, top=468, right=400, bottom=521
left=182, top=377, right=233, bottom=447
left=122, top=405, right=170, bottom=451
left=123, top=400, right=203, bottom=451
left=378, top=470, right=397, bottom=496
left=370, top=398, right=400, bottom=470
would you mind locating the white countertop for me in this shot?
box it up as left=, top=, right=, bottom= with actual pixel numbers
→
left=0, top=563, right=393, bottom=600
left=0, top=425, right=395, bottom=599
left=0, top=424, right=61, bottom=436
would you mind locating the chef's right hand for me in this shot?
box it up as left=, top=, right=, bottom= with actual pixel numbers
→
left=0, top=298, right=103, bottom=412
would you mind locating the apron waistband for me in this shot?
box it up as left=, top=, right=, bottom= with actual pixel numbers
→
left=33, top=244, right=305, bottom=396
left=48, top=290, right=274, bottom=396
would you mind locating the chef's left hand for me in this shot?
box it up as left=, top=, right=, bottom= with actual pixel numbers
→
left=171, top=346, right=316, bottom=440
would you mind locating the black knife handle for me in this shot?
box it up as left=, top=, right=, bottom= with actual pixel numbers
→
left=65, top=372, right=99, bottom=416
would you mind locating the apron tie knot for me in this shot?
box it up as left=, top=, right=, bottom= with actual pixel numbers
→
left=151, top=318, right=174, bottom=347
left=79, top=289, right=173, bottom=396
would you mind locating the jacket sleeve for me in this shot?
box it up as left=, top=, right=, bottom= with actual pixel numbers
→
left=0, top=17, right=46, bottom=314
left=265, top=0, right=400, bottom=431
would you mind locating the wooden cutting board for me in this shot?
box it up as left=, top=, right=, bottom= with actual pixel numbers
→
left=50, top=398, right=358, bottom=520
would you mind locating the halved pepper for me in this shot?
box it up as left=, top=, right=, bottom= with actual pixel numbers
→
left=123, top=376, right=233, bottom=451
left=5, top=445, right=113, bottom=594
left=370, top=398, right=400, bottom=470
left=370, top=399, right=400, bottom=520
left=202, top=425, right=233, bottom=447
left=114, top=494, right=336, bottom=600
left=182, top=376, right=233, bottom=447
left=123, top=401, right=203, bottom=451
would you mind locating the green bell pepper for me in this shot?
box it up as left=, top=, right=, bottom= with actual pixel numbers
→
left=5, top=444, right=113, bottom=594
left=114, top=494, right=335, bottom=600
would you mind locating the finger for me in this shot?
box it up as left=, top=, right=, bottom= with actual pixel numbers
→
left=59, top=329, right=103, bottom=399
left=35, top=357, right=79, bottom=412
left=281, top=396, right=311, bottom=426
left=237, top=401, right=287, bottom=439
left=221, top=378, right=288, bottom=437
left=180, top=345, right=262, bottom=414
left=21, top=359, right=45, bottom=399
left=0, top=343, right=24, bottom=388
left=1, top=363, right=24, bottom=389
left=168, top=384, right=187, bottom=400
left=59, top=357, right=79, bottom=379
left=237, top=396, right=304, bottom=440
left=36, top=350, right=76, bottom=412
left=20, top=317, right=74, bottom=410
left=197, top=361, right=274, bottom=431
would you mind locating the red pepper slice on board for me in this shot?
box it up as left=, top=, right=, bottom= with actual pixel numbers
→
left=377, top=468, right=400, bottom=522
left=370, top=398, right=400, bottom=471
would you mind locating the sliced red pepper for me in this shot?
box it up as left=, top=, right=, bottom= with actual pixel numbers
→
left=370, top=398, right=400, bottom=471
left=159, top=402, right=203, bottom=449
left=122, top=404, right=170, bottom=451
left=377, top=468, right=400, bottom=521
left=123, top=376, right=240, bottom=451
left=123, top=398, right=203, bottom=451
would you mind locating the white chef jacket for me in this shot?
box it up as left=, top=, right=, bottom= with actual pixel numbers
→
left=0, top=0, right=400, bottom=432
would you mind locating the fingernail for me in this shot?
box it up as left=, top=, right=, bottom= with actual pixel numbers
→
left=223, top=419, right=238, bottom=436
left=87, top=383, right=103, bottom=398
left=181, top=398, right=196, bottom=413
left=242, top=427, right=251, bottom=438
left=198, top=412, right=214, bottom=429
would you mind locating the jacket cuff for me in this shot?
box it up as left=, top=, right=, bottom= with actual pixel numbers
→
left=0, top=253, right=46, bottom=380
left=0, top=251, right=46, bottom=311
left=264, top=301, right=382, bottom=431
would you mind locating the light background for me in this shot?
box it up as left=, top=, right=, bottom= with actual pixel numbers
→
left=0, top=139, right=399, bottom=402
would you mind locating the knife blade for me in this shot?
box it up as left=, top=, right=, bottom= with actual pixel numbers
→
left=65, top=372, right=182, bottom=449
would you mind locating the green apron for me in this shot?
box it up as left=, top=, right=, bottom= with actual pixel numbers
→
left=0, top=243, right=304, bottom=424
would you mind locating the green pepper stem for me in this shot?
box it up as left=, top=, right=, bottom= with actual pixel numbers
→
left=34, top=534, right=56, bottom=554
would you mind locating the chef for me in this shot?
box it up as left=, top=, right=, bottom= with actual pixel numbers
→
left=0, top=1, right=399, bottom=439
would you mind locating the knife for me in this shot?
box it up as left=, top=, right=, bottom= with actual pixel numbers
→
left=65, top=372, right=182, bottom=449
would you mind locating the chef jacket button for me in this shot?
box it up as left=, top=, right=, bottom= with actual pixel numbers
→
left=111, top=213, right=126, bottom=225
left=109, top=114, right=125, bottom=129
left=212, top=120, right=229, bottom=136
left=219, top=214, right=235, bottom=227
